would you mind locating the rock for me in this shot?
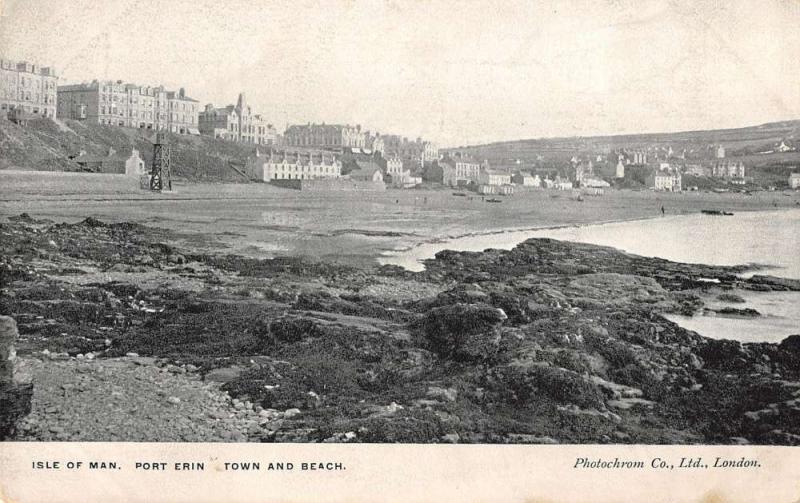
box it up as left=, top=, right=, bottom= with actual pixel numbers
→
left=697, top=339, right=750, bottom=370
left=717, top=293, right=746, bottom=303
left=441, top=433, right=460, bottom=443
left=426, top=386, right=458, bottom=402
left=283, top=408, right=301, bottom=419
left=713, top=307, right=760, bottom=318
left=498, top=362, right=606, bottom=409
left=420, top=303, right=506, bottom=361
left=125, top=352, right=139, bottom=358
left=264, top=317, right=322, bottom=344
left=0, top=316, right=33, bottom=439
left=386, top=402, right=403, bottom=414
left=167, top=396, right=181, bottom=405
left=779, top=335, right=800, bottom=354
left=506, top=433, right=559, bottom=444
left=204, top=366, right=245, bottom=383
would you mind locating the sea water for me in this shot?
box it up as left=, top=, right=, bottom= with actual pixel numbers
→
left=381, top=209, right=800, bottom=342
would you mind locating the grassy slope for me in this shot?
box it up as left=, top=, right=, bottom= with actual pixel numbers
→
left=449, top=120, right=800, bottom=166
left=0, top=118, right=257, bottom=181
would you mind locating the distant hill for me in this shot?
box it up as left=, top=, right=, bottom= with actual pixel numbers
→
left=446, top=120, right=800, bottom=168
left=0, top=118, right=258, bottom=181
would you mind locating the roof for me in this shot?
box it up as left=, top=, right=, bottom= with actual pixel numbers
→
left=441, top=156, right=479, bottom=167
left=349, top=160, right=383, bottom=180
left=285, top=124, right=356, bottom=135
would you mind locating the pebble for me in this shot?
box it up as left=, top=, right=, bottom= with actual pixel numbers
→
left=167, top=396, right=181, bottom=405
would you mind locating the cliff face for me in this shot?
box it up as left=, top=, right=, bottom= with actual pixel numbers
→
left=1, top=214, right=799, bottom=444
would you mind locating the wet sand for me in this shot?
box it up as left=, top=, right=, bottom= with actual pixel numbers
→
left=2, top=170, right=799, bottom=266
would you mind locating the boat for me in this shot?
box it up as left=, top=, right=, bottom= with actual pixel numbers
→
left=452, top=192, right=467, bottom=197
left=486, top=198, right=502, bottom=203
left=701, top=210, right=734, bottom=216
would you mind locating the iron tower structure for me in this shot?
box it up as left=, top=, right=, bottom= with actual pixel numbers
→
left=150, top=131, right=172, bottom=191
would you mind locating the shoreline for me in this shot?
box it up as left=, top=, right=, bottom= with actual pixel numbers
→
left=378, top=206, right=800, bottom=269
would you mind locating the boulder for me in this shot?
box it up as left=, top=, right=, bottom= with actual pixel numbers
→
left=0, top=316, right=33, bottom=439
left=498, top=361, right=605, bottom=409
left=420, top=303, right=507, bottom=361
left=779, top=335, right=800, bottom=354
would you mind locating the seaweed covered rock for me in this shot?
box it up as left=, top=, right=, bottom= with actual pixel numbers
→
left=496, top=360, right=605, bottom=409
left=778, top=335, right=800, bottom=354
left=265, top=317, right=323, bottom=344
left=420, top=303, right=507, bottom=361
left=0, top=316, right=33, bottom=439
left=697, top=338, right=752, bottom=371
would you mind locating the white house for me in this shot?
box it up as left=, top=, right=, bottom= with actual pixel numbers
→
left=245, top=148, right=341, bottom=181
left=511, top=171, right=541, bottom=187
left=479, top=169, right=511, bottom=186
left=124, top=149, right=147, bottom=176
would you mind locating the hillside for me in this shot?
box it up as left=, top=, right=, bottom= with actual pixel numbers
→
left=0, top=118, right=258, bottom=181
left=449, top=120, right=800, bottom=168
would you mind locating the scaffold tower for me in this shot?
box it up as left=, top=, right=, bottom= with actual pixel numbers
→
left=150, top=131, right=172, bottom=191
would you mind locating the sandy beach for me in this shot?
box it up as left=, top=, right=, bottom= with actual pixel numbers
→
left=2, top=171, right=799, bottom=265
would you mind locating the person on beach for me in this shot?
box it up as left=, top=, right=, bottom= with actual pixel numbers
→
left=661, top=205, right=665, bottom=216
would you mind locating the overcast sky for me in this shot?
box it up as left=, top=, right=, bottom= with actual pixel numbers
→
left=1, top=0, right=798, bottom=146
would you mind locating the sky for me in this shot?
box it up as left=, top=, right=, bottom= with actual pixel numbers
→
left=0, top=0, right=799, bottom=146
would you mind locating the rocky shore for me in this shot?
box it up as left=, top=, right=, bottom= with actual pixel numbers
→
left=1, top=213, right=799, bottom=444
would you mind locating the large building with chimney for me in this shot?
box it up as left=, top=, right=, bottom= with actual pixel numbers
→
left=57, top=79, right=199, bottom=133
left=283, top=123, right=366, bottom=149
left=198, top=93, right=276, bottom=145
left=0, top=58, right=58, bottom=118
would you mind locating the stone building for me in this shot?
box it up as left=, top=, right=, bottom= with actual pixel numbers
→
left=284, top=123, right=366, bottom=149
left=57, top=80, right=199, bottom=133
left=437, top=154, right=481, bottom=186
left=199, top=93, right=276, bottom=145
left=711, top=160, right=745, bottom=179
left=72, top=147, right=146, bottom=175
left=198, top=104, right=238, bottom=140
left=245, top=147, right=341, bottom=182
left=365, top=132, right=385, bottom=155
left=349, top=160, right=384, bottom=183
left=789, top=172, right=800, bottom=189
left=511, top=171, right=541, bottom=187
left=384, top=156, right=412, bottom=187
left=0, top=58, right=58, bottom=118
left=647, top=169, right=682, bottom=191
left=624, top=150, right=647, bottom=165
left=422, top=141, right=439, bottom=162
left=382, top=135, right=435, bottom=161
left=479, top=168, right=512, bottom=186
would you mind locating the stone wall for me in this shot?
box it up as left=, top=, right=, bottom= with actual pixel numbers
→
left=270, top=178, right=386, bottom=191
left=0, top=316, right=33, bottom=439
